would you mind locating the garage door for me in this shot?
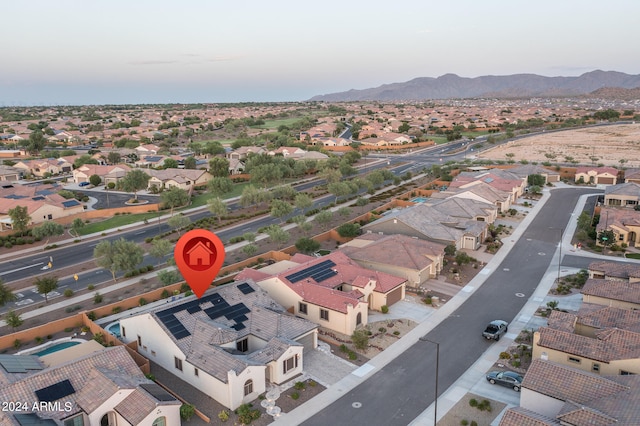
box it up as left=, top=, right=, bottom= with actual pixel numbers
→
left=599, top=177, right=614, bottom=184
left=386, top=287, right=403, bottom=306
left=297, top=332, right=316, bottom=352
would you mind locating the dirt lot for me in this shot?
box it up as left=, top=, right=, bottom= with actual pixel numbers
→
left=476, top=123, right=640, bottom=167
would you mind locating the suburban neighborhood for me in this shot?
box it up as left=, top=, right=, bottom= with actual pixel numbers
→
left=1, top=100, right=640, bottom=426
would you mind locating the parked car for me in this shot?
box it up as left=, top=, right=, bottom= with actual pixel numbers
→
left=482, top=320, right=508, bottom=341
left=78, top=181, right=90, bottom=187
left=486, top=370, right=523, bottom=391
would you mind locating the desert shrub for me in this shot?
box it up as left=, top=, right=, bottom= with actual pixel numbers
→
left=180, top=404, right=196, bottom=421
left=218, top=410, right=229, bottom=422
left=235, top=403, right=260, bottom=424
left=294, top=381, right=305, bottom=390
left=381, top=305, right=389, bottom=314
left=351, top=328, right=369, bottom=351
left=469, top=398, right=478, bottom=407
left=64, top=288, right=74, bottom=297
left=348, top=351, right=357, bottom=360
left=93, top=292, right=103, bottom=304
left=291, top=391, right=300, bottom=400
left=499, top=351, right=511, bottom=359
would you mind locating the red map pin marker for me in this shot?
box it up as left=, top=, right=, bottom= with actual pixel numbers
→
left=174, top=229, right=226, bottom=298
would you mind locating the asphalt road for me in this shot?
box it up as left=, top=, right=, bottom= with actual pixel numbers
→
left=303, top=187, right=598, bottom=426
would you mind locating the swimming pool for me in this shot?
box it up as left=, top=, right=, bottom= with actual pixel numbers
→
left=106, top=322, right=121, bottom=338
left=35, top=341, right=82, bottom=356
left=411, top=197, right=428, bottom=203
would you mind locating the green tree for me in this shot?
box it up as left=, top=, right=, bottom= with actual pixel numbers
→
left=0, top=280, right=17, bottom=306
left=35, top=275, right=58, bottom=303
left=336, top=223, right=360, bottom=238
left=120, top=169, right=150, bottom=200
left=337, top=206, right=351, bottom=217
left=444, top=244, right=457, bottom=256
left=207, top=197, right=228, bottom=223
left=351, top=328, right=370, bottom=351
left=94, top=238, right=144, bottom=281
left=272, top=184, right=296, bottom=201
left=4, top=310, right=23, bottom=332
left=208, top=176, right=233, bottom=195
left=270, top=199, right=293, bottom=223
left=183, top=156, right=197, bottom=169
left=240, top=185, right=264, bottom=210
left=598, top=229, right=615, bottom=248
left=27, top=130, right=46, bottom=154
left=89, top=174, right=102, bottom=186
left=167, top=214, right=191, bottom=236
left=320, top=168, right=342, bottom=184
left=264, top=225, right=290, bottom=248
left=295, top=237, right=321, bottom=254
left=242, top=243, right=258, bottom=257
left=32, top=221, right=64, bottom=246
left=71, top=218, right=85, bottom=237
left=107, top=152, right=121, bottom=165
left=294, top=193, right=313, bottom=214
left=160, top=187, right=190, bottom=215
left=8, top=205, right=30, bottom=234
left=328, top=182, right=351, bottom=203
left=250, top=163, right=283, bottom=187
left=208, top=157, right=230, bottom=177
left=149, top=238, right=173, bottom=261
left=163, top=158, right=179, bottom=169
left=242, top=232, right=257, bottom=243
left=527, top=174, right=545, bottom=187
left=315, top=210, right=333, bottom=230
left=158, top=269, right=183, bottom=286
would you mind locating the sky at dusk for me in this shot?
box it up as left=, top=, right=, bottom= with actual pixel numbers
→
left=3, top=0, right=639, bottom=106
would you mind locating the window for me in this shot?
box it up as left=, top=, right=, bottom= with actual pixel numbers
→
left=299, top=302, right=307, bottom=314
left=320, top=309, right=329, bottom=321
left=592, top=363, right=600, bottom=373
left=121, top=326, right=126, bottom=337
left=620, top=370, right=636, bottom=375
left=174, top=357, right=183, bottom=371
left=237, top=338, right=248, bottom=353
left=244, top=379, right=253, bottom=396
left=63, top=415, right=84, bottom=426
left=283, top=355, right=298, bottom=374
left=151, top=350, right=156, bottom=357
left=568, top=356, right=581, bottom=364
left=137, top=335, right=142, bottom=346
left=194, top=368, right=199, bottom=377
left=356, top=312, right=362, bottom=325
left=100, top=412, right=116, bottom=426
left=47, top=214, right=53, bottom=220
left=152, top=417, right=166, bottom=426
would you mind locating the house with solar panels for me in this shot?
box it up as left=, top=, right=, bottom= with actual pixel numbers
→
left=118, top=279, right=318, bottom=410
left=236, top=252, right=407, bottom=336
left=0, top=346, right=181, bottom=426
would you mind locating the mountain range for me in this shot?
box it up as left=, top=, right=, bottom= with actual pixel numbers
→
left=308, top=70, right=640, bottom=101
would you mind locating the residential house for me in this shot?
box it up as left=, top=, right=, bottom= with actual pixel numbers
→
left=339, top=234, right=446, bottom=287
left=507, top=164, right=561, bottom=183
left=146, top=168, right=212, bottom=191
left=309, top=137, right=351, bottom=147
left=362, top=203, right=488, bottom=250
left=228, top=158, right=245, bottom=175
left=268, top=146, right=306, bottom=158
left=604, top=182, right=640, bottom=207
left=588, top=260, right=640, bottom=282
left=532, top=318, right=640, bottom=375
left=135, top=144, right=160, bottom=155
left=226, top=146, right=265, bottom=161
left=449, top=169, right=526, bottom=204
left=575, top=166, right=619, bottom=185
left=423, top=196, right=498, bottom=223
left=0, top=165, right=21, bottom=181
left=499, top=359, right=640, bottom=425
left=624, top=168, right=640, bottom=184
left=135, top=155, right=169, bottom=168
left=582, top=278, right=640, bottom=310
left=236, top=252, right=407, bottom=336
left=13, top=158, right=73, bottom=178
left=429, top=181, right=512, bottom=213
left=0, top=187, right=84, bottom=230
left=595, top=206, right=640, bottom=247
left=0, top=346, right=181, bottom=426
left=72, top=164, right=131, bottom=185
left=119, top=280, right=318, bottom=410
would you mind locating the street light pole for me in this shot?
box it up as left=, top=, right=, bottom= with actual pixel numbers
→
left=419, top=337, right=440, bottom=425
left=558, top=228, right=563, bottom=285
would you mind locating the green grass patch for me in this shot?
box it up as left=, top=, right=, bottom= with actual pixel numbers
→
left=190, top=182, right=250, bottom=208
left=251, top=117, right=303, bottom=129
left=626, top=253, right=640, bottom=260
left=78, top=212, right=165, bottom=235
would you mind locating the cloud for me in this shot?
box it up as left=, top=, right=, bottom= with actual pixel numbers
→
left=206, top=55, right=242, bottom=62
left=128, top=60, right=179, bottom=66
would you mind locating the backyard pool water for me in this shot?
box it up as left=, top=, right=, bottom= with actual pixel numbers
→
left=411, top=197, right=428, bottom=203
left=106, top=322, right=121, bottom=338
left=35, top=341, right=82, bottom=356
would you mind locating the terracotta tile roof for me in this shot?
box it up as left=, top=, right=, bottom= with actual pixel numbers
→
left=499, top=406, right=561, bottom=425
left=339, top=234, right=445, bottom=272
left=575, top=166, right=619, bottom=175
left=0, top=346, right=172, bottom=424
left=537, top=326, right=640, bottom=362
left=424, top=196, right=497, bottom=219
left=605, top=182, right=640, bottom=196
left=114, top=388, right=159, bottom=425
left=522, top=360, right=640, bottom=425
left=582, top=278, right=640, bottom=304
left=546, top=310, right=577, bottom=333
left=577, top=305, right=640, bottom=332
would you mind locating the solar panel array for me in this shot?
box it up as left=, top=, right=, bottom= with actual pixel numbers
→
left=156, top=288, right=252, bottom=340
left=14, top=413, right=57, bottom=425
left=238, top=282, right=255, bottom=295
left=140, top=383, right=177, bottom=402
left=0, top=355, right=43, bottom=373
left=285, top=259, right=338, bottom=283
left=35, top=379, right=75, bottom=402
